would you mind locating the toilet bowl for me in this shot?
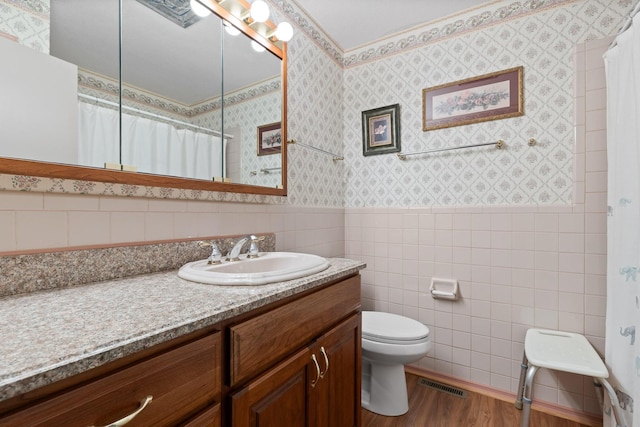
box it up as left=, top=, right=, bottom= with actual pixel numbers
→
left=361, top=311, right=431, bottom=416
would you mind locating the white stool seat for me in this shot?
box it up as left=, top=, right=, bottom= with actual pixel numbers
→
left=524, top=329, right=608, bottom=377
left=515, top=328, right=626, bottom=427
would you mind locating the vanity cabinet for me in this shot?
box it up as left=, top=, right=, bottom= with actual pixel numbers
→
left=228, top=275, right=361, bottom=427
left=0, top=332, right=222, bottom=427
left=0, top=272, right=362, bottom=427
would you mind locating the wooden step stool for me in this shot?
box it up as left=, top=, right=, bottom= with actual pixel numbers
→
left=515, top=328, right=626, bottom=427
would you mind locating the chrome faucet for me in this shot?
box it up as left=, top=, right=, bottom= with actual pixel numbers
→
left=227, top=235, right=265, bottom=261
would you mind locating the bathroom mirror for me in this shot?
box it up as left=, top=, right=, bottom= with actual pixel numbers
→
left=0, top=0, right=287, bottom=196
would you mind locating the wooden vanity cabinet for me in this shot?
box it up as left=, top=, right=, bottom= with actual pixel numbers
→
left=0, top=332, right=222, bottom=427
left=0, top=273, right=362, bottom=427
left=228, top=275, right=362, bottom=427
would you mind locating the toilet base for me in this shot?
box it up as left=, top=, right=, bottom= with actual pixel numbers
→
left=361, top=360, right=409, bottom=416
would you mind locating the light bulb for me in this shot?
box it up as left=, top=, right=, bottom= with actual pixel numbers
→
left=250, top=0, right=270, bottom=23
left=190, top=0, right=211, bottom=17
left=251, top=40, right=266, bottom=52
left=275, top=22, right=293, bottom=42
left=223, top=21, right=240, bottom=36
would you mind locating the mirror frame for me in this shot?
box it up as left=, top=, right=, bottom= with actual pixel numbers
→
left=0, top=0, right=287, bottom=197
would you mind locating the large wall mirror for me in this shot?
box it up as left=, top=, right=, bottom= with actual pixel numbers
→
left=0, top=0, right=287, bottom=196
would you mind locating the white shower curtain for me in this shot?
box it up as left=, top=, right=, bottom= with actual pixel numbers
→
left=78, top=102, right=225, bottom=180
left=604, top=10, right=640, bottom=427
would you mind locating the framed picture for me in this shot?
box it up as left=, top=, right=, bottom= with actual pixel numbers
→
left=257, top=122, right=282, bottom=156
left=362, top=104, right=401, bottom=156
left=422, top=66, right=523, bottom=131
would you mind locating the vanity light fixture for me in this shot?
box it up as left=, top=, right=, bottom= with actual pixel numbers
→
left=208, top=0, right=295, bottom=44
left=249, top=0, right=270, bottom=23
left=190, top=0, right=212, bottom=17
left=271, top=21, right=293, bottom=42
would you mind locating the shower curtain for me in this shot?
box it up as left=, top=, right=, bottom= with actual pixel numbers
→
left=604, top=9, right=640, bottom=427
left=78, top=102, right=225, bottom=180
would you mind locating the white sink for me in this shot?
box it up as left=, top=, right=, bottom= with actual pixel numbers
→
left=178, top=252, right=330, bottom=285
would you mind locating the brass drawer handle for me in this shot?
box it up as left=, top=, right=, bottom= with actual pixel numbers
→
left=319, top=346, right=329, bottom=378
left=311, top=354, right=321, bottom=388
left=90, top=395, right=153, bottom=427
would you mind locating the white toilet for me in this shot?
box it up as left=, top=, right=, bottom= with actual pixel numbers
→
left=361, top=311, right=431, bottom=416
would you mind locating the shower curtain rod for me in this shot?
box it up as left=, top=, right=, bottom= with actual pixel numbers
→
left=609, top=0, right=640, bottom=49
left=78, top=94, right=233, bottom=139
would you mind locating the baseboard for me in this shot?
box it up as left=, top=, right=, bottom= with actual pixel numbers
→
left=405, top=366, right=603, bottom=427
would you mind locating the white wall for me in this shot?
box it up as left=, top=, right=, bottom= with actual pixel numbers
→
left=0, top=37, right=78, bottom=164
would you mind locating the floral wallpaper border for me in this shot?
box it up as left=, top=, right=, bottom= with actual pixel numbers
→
left=0, top=173, right=288, bottom=204
left=272, top=0, right=582, bottom=68
left=4, top=0, right=48, bottom=19
left=79, top=69, right=281, bottom=119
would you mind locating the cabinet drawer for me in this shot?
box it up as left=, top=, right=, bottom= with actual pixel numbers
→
left=182, top=402, right=220, bottom=427
left=1, top=332, right=221, bottom=427
left=230, top=275, right=360, bottom=386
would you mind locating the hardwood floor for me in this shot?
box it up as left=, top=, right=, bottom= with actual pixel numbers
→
left=361, top=373, right=592, bottom=427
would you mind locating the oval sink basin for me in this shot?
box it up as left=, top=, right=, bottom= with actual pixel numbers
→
left=178, top=252, right=330, bottom=286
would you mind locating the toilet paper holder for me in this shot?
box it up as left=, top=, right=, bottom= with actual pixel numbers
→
left=429, top=277, right=459, bottom=300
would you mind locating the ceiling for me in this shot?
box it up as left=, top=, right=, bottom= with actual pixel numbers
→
left=49, top=0, right=497, bottom=106
left=292, top=0, right=497, bottom=51
left=50, top=0, right=281, bottom=105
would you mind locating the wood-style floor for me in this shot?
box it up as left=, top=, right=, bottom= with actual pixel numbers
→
left=361, top=373, right=592, bottom=427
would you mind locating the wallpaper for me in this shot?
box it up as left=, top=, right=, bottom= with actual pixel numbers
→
left=0, top=0, right=632, bottom=209
left=0, top=0, right=49, bottom=52
left=341, top=0, right=631, bottom=207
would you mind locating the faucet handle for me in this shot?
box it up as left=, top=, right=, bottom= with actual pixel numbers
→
left=247, top=235, right=265, bottom=258
left=198, top=241, right=222, bottom=264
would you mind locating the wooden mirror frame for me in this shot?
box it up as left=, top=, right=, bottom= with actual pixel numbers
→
left=0, top=0, right=287, bottom=197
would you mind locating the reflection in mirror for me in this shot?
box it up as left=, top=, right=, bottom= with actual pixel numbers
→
left=55, top=0, right=225, bottom=181
left=222, top=21, right=282, bottom=188
left=0, top=0, right=287, bottom=194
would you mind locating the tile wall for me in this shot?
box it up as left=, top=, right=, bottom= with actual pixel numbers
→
left=0, top=191, right=344, bottom=256
left=345, top=36, right=610, bottom=415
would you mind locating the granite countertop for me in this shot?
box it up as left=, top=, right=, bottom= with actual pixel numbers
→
left=0, top=258, right=365, bottom=402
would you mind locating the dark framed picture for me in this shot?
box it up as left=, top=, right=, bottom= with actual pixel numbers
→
left=362, top=104, right=401, bottom=156
left=257, top=122, right=282, bottom=156
left=422, top=66, right=523, bottom=131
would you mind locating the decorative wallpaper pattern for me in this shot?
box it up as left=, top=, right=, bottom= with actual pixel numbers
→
left=78, top=68, right=281, bottom=120
left=0, top=0, right=49, bottom=53
left=341, top=0, right=631, bottom=207
left=0, top=0, right=632, bottom=209
left=284, top=23, right=345, bottom=207
left=0, top=172, right=287, bottom=204
left=218, top=82, right=283, bottom=188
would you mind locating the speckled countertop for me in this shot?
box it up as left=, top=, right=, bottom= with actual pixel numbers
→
left=0, top=258, right=365, bottom=402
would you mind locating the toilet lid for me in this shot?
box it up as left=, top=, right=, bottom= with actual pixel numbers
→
left=362, top=311, right=430, bottom=342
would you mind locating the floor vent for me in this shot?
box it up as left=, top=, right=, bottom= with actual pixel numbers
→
left=417, top=377, right=467, bottom=399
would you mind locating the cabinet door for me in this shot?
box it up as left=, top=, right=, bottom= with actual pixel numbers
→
left=309, top=314, right=361, bottom=427
left=231, top=347, right=312, bottom=427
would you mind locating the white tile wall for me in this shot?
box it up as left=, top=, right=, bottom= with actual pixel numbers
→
left=0, top=189, right=346, bottom=257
